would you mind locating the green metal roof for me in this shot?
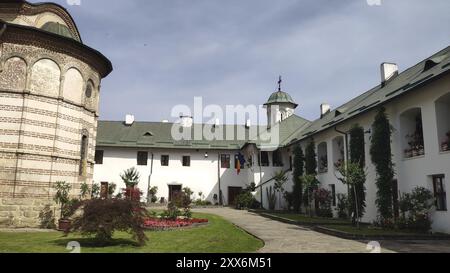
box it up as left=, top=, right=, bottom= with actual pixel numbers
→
left=286, top=45, right=450, bottom=146
left=97, top=121, right=266, bottom=150
left=265, top=91, right=298, bottom=107
left=40, top=22, right=78, bottom=41
left=97, top=45, right=450, bottom=151
left=97, top=115, right=310, bottom=151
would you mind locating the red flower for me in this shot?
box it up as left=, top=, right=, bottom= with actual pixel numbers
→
left=143, top=218, right=208, bottom=229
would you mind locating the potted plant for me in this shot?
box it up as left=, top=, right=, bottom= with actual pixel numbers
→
left=53, top=181, right=72, bottom=232
left=120, top=167, right=140, bottom=189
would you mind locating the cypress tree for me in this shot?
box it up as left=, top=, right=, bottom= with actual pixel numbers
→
left=370, top=107, right=395, bottom=221
left=292, top=145, right=305, bottom=213
left=304, top=139, right=318, bottom=212
left=305, top=139, right=317, bottom=176
left=349, top=124, right=367, bottom=221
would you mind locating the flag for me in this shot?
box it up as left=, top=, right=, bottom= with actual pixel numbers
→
left=236, top=153, right=246, bottom=175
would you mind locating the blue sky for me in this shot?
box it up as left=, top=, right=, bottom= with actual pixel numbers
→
left=34, top=0, right=450, bottom=124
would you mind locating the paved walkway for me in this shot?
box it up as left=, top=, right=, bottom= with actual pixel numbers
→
left=194, top=208, right=394, bottom=253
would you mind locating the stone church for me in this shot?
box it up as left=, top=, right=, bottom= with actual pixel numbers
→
left=0, top=0, right=112, bottom=226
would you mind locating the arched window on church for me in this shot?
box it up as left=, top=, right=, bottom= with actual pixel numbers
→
left=79, top=134, right=88, bottom=176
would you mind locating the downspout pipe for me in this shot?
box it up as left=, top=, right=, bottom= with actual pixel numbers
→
left=218, top=152, right=222, bottom=206
left=334, top=126, right=350, bottom=202
left=147, top=152, right=154, bottom=205
left=334, top=126, right=360, bottom=226
left=259, top=149, right=263, bottom=209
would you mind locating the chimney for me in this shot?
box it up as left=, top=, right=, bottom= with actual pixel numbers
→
left=381, top=62, right=399, bottom=84
left=320, top=103, right=331, bottom=118
left=125, top=114, right=135, bottom=126
left=245, top=119, right=251, bottom=129
left=180, top=115, right=193, bottom=128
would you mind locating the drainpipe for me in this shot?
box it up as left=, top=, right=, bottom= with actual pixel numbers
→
left=146, top=152, right=154, bottom=205
left=334, top=126, right=360, bottom=228
left=334, top=126, right=350, bottom=201
left=259, top=149, right=263, bottom=209
left=217, top=152, right=222, bottom=206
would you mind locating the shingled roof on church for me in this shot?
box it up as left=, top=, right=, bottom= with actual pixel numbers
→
left=264, top=91, right=298, bottom=107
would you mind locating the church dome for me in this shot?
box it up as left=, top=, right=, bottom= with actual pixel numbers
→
left=265, top=91, right=298, bottom=107
left=40, top=21, right=77, bottom=41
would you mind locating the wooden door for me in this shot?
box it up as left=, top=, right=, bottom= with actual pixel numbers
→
left=228, top=187, right=242, bottom=206
left=168, top=185, right=182, bottom=202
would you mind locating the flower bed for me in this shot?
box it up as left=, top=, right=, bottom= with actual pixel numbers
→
left=143, top=218, right=208, bottom=230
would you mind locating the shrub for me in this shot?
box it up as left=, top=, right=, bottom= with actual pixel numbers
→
left=38, top=205, right=56, bottom=229
left=68, top=199, right=149, bottom=246
left=335, top=163, right=367, bottom=224
left=336, top=194, right=349, bottom=219
left=235, top=191, right=260, bottom=210
left=314, top=188, right=333, bottom=218
left=161, top=202, right=181, bottom=220
left=53, top=181, right=71, bottom=219
left=373, top=216, right=395, bottom=229
left=124, top=187, right=142, bottom=202
left=266, top=186, right=276, bottom=211
left=91, top=183, right=100, bottom=199
left=80, top=182, right=90, bottom=200
left=148, top=186, right=158, bottom=203
left=283, top=191, right=294, bottom=211
left=162, top=188, right=192, bottom=219
left=398, top=187, right=434, bottom=232
left=108, top=183, right=117, bottom=198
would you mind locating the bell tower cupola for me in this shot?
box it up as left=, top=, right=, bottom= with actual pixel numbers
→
left=264, top=76, right=298, bottom=128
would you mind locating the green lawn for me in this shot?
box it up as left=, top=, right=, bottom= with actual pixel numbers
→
left=0, top=212, right=263, bottom=253
left=264, top=212, right=351, bottom=225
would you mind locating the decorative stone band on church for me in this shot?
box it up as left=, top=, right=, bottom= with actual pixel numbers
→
left=0, top=0, right=112, bottom=227
left=0, top=1, right=449, bottom=234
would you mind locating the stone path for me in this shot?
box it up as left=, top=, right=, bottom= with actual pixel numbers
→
left=194, top=207, right=394, bottom=253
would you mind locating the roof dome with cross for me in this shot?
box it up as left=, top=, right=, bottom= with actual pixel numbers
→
left=264, top=77, right=298, bottom=108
